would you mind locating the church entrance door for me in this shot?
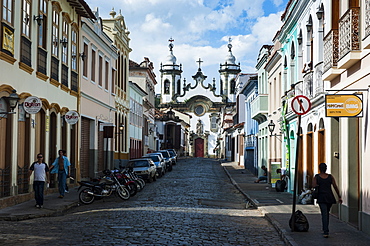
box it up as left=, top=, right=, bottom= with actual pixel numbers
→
left=195, top=138, right=204, bottom=157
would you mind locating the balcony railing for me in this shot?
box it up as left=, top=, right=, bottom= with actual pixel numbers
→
left=323, top=29, right=339, bottom=73
left=303, top=71, right=313, bottom=98
left=339, top=7, right=360, bottom=59
left=314, top=62, right=324, bottom=97
left=366, top=0, right=370, bottom=39
left=250, top=94, right=268, bottom=122
left=245, top=134, right=256, bottom=148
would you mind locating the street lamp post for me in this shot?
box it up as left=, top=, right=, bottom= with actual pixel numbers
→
left=268, top=120, right=282, bottom=137
left=116, top=124, right=124, bottom=166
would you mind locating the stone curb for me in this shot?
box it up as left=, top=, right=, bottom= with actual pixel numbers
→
left=0, top=201, right=79, bottom=221
left=222, top=165, right=297, bottom=246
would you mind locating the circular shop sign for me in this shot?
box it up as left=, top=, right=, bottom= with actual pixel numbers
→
left=23, top=96, right=42, bottom=114
left=291, top=95, right=311, bottom=115
left=65, top=110, right=79, bottom=125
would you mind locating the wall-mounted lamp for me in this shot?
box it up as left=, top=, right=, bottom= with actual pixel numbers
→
left=115, top=124, right=124, bottom=136
left=268, top=120, right=282, bottom=137
left=316, top=5, right=324, bottom=20
left=53, top=38, right=59, bottom=47
left=34, top=15, right=43, bottom=26
left=60, top=38, right=68, bottom=48
left=24, top=15, right=30, bottom=25
left=297, top=31, right=303, bottom=45
left=237, top=128, right=242, bottom=134
left=306, top=18, right=313, bottom=32
left=80, top=52, right=86, bottom=61
left=0, top=90, right=20, bottom=115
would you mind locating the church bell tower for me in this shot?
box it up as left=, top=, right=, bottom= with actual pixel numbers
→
left=160, top=38, right=183, bottom=104
left=219, top=39, right=241, bottom=103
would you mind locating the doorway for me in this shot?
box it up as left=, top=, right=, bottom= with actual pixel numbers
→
left=195, top=138, right=204, bottom=157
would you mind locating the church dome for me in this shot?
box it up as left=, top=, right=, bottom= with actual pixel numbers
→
left=225, top=43, right=236, bottom=64
left=165, top=51, right=177, bottom=65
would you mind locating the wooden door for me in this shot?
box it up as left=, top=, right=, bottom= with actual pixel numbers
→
left=195, top=138, right=204, bottom=157
left=306, top=132, right=313, bottom=188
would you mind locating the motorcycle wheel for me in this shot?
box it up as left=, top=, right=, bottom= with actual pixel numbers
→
left=79, top=188, right=95, bottom=204
left=117, top=185, right=130, bottom=200
left=137, top=178, right=146, bottom=189
left=134, top=180, right=143, bottom=192
left=128, top=183, right=138, bottom=197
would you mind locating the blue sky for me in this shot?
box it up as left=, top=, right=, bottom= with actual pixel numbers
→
left=85, top=0, right=289, bottom=92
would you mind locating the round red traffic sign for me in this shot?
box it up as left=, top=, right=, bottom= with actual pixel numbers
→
left=291, top=95, right=311, bottom=115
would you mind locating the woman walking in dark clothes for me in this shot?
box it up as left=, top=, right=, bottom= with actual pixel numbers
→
left=312, top=163, right=342, bottom=238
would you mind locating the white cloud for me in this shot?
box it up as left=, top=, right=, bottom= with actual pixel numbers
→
left=85, top=0, right=287, bottom=91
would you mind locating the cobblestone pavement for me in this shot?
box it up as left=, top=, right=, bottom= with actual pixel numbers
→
left=0, top=158, right=285, bottom=245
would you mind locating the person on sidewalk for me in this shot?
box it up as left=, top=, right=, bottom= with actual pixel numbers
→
left=50, top=150, right=71, bottom=198
left=28, top=153, right=50, bottom=208
left=254, top=165, right=268, bottom=183
left=312, top=163, right=342, bottom=238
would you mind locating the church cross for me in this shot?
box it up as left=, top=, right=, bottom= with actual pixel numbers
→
left=196, top=58, right=203, bottom=69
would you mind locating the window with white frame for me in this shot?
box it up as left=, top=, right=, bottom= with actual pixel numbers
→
left=51, top=7, right=59, bottom=57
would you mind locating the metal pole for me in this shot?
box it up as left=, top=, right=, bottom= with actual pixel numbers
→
left=291, top=114, right=301, bottom=232
left=105, top=138, right=108, bottom=170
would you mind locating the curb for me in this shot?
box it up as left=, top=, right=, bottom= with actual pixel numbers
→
left=0, top=201, right=79, bottom=221
left=222, top=165, right=297, bottom=246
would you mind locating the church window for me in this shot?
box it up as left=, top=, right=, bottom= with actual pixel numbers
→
left=230, top=79, right=236, bottom=94
left=194, top=105, right=205, bottom=116
left=211, top=117, right=217, bottom=129
left=177, top=79, right=181, bottom=95
left=164, top=80, right=170, bottom=94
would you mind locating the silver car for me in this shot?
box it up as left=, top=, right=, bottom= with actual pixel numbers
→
left=127, top=158, right=157, bottom=183
left=143, top=154, right=166, bottom=177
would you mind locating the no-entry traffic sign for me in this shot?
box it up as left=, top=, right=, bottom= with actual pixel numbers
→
left=291, top=95, right=311, bottom=115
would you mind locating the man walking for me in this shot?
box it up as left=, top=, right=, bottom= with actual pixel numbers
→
left=29, top=153, right=49, bottom=208
left=50, top=150, right=71, bottom=198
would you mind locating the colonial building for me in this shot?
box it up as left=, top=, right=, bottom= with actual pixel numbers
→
left=79, top=8, right=118, bottom=179
left=0, top=0, right=95, bottom=203
left=129, top=58, right=157, bottom=154
left=129, top=81, right=147, bottom=159
left=101, top=9, right=131, bottom=161
left=254, top=45, right=273, bottom=178
left=159, top=40, right=240, bottom=158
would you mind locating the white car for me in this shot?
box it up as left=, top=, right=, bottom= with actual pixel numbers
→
left=143, top=154, right=166, bottom=177
left=127, top=158, right=157, bottom=183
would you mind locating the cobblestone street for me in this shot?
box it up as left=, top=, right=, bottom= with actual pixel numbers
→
left=0, top=158, right=285, bottom=245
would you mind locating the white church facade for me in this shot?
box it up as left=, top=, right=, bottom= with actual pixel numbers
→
left=157, top=40, right=240, bottom=158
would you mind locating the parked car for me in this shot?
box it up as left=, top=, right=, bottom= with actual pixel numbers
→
left=166, top=149, right=177, bottom=164
left=127, top=158, right=157, bottom=183
left=142, top=154, right=166, bottom=177
left=155, top=150, right=173, bottom=171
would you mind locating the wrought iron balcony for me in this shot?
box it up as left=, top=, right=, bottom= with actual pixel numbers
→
left=323, top=29, right=339, bottom=73
left=363, top=0, right=370, bottom=48
left=303, top=71, right=314, bottom=99
left=338, top=7, right=360, bottom=69
left=314, top=62, right=324, bottom=97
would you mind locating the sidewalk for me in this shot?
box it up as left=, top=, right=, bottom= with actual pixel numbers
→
left=0, top=188, right=79, bottom=221
left=222, top=161, right=370, bottom=246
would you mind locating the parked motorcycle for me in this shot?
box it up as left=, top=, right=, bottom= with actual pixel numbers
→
left=112, top=169, right=138, bottom=197
left=119, top=166, right=146, bottom=191
left=78, top=169, right=130, bottom=204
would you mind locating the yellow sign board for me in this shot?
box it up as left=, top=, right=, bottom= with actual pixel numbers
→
left=325, top=94, right=363, bottom=117
left=2, top=26, right=14, bottom=54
